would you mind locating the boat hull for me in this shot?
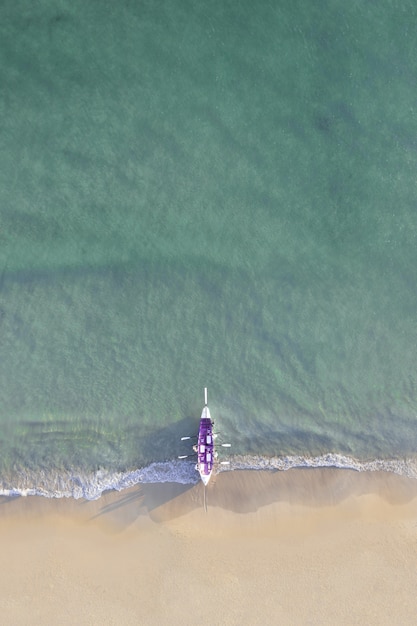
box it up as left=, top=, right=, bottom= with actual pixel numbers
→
left=196, top=406, right=214, bottom=485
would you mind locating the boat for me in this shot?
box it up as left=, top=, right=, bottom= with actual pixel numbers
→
left=194, top=387, right=215, bottom=485
left=178, top=388, right=230, bottom=487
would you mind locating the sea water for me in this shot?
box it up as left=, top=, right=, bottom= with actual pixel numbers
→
left=1, top=0, right=417, bottom=498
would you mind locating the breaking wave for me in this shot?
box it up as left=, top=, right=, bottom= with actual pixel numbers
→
left=1, top=453, right=417, bottom=500
left=226, top=453, right=417, bottom=479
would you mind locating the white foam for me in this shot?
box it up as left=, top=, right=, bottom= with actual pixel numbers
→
left=1, top=454, right=416, bottom=500
left=219, top=453, right=417, bottom=480
left=0, top=460, right=199, bottom=500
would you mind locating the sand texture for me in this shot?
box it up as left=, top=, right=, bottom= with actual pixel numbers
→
left=1, top=469, right=417, bottom=625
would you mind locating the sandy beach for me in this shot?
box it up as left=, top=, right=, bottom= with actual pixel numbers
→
left=1, top=468, right=417, bottom=625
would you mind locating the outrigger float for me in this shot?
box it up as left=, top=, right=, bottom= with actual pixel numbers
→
left=179, top=387, right=230, bottom=486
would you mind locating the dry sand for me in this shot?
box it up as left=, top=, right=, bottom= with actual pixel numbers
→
left=1, top=468, right=417, bottom=625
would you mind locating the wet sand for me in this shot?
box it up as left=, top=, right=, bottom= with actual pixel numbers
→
left=1, top=468, right=417, bottom=625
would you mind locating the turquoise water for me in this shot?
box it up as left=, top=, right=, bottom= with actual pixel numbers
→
left=1, top=0, right=417, bottom=497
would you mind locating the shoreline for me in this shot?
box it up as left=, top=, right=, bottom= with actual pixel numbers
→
left=1, top=468, right=417, bottom=624
left=2, top=451, right=417, bottom=500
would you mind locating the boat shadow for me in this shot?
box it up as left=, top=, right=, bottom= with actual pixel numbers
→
left=2, top=467, right=416, bottom=530
left=89, top=481, right=196, bottom=529
left=89, top=465, right=417, bottom=528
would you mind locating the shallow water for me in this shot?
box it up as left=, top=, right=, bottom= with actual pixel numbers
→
left=1, top=0, right=416, bottom=497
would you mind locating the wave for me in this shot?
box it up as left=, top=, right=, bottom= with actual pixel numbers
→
left=0, top=461, right=200, bottom=500
left=227, top=453, right=417, bottom=478
left=1, top=453, right=417, bottom=500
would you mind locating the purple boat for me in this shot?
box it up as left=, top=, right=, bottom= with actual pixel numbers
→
left=179, top=388, right=230, bottom=486
left=195, top=387, right=215, bottom=485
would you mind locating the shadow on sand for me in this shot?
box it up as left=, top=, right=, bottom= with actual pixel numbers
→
left=89, top=467, right=417, bottom=529
left=1, top=467, right=417, bottom=531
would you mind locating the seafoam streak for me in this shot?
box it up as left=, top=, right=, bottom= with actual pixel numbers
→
left=1, top=454, right=417, bottom=500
